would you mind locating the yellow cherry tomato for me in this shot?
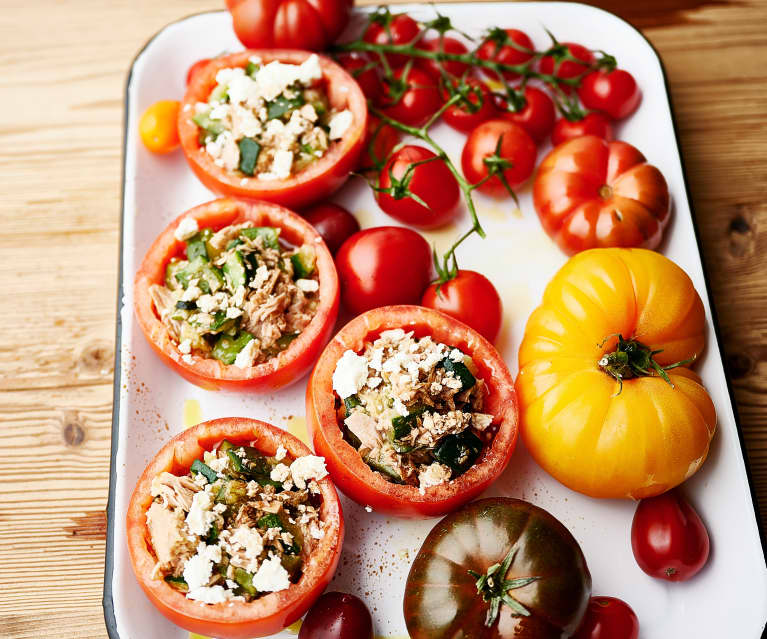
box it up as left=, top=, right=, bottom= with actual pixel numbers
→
left=138, top=100, right=180, bottom=153
left=515, top=248, right=716, bottom=500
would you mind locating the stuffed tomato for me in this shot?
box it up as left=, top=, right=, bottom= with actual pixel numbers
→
left=126, top=417, right=343, bottom=639
left=179, top=50, right=367, bottom=208
left=134, top=197, right=339, bottom=391
left=306, top=305, right=519, bottom=518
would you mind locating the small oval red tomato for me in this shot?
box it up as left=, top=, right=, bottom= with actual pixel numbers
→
left=477, top=28, right=534, bottom=81
left=421, top=270, right=503, bottom=343
left=578, top=69, right=642, bottom=120
left=572, top=597, right=639, bottom=639
left=551, top=112, right=613, bottom=145
left=186, top=58, right=211, bottom=86
left=227, top=0, right=352, bottom=51
left=335, top=227, right=432, bottom=315
left=306, top=308, right=519, bottom=518
left=336, top=52, right=383, bottom=102
left=497, top=86, right=556, bottom=143
left=631, top=491, right=710, bottom=582
left=302, top=203, right=360, bottom=254
left=461, top=120, right=537, bottom=196
left=299, top=592, right=373, bottom=639
left=441, top=78, right=497, bottom=134
left=357, top=114, right=401, bottom=172
left=379, top=67, right=441, bottom=127
left=139, top=100, right=180, bottom=154
left=539, top=41, right=594, bottom=81
left=377, top=145, right=460, bottom=229
left=363, top=13, right=420, bottom=67
left=416, top=37, right=470, bottom=79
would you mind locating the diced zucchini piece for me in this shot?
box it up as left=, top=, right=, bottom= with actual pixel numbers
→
left=227, top=446, right=281, bottom=487
left=178, top=323, right=210, bottom=354
left=212, top=332, right=254, bottom=366
left=233, top=567, right=257, bottom=596
left=218, top=439, right=235, bottom=453
left=165, top=259, right=188, bottom=290
left=290, top=245, right=316, bottom=279
left=275, top=332, right=298, bottom=351
left=433, top=430, right=483, bottom=475
left=192, top=110, right=226, bottom=136
left=281, top=554, right=303, bottom=580
left=257, top=513, right=283, bottom=530
left=164, top=575, right=189, bottom=592
left=223, top=250, right=247, bottom=290
left=186, top=229, right=212, bottom=262
left=245, top=61, right=259, bottom=77
left=258, top=513, right=302, bottom=555
left=390, top=405, right=427, bottom=440
left=175, top=300, right=197, bottom=311
left=215, top=479, right=248, bottom=506
left=175, top=257, right=224, bottom=293
left=191, top=459, right=218, bottom=483
left=205, top=522, right=219, bottom=544
left=343, top=395, right=361, bottom=417
left=266, top=94, right=304, bottom=120
left=439, top=357, right=476, bottom=392
left=364, top=449, right=403, bottom=483
left=209, top=83, right=228, bottom=103
left=238, top=138, right=261, bottom=176
left=207, top=310, right=236, bottom=335
left=240, top=226, right=280, bottom=249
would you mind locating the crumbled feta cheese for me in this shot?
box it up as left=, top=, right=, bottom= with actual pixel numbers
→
left=181, top=281, right=202, bottom=302
left=289, top=455, right=328, bottom=489
left=364, top=505, right=373, bottom=513
left=309, top=522, right=324, bottom=539
left=226, top=306, right=243, bottom=319
left=270, top=149, right=293, bottom=179
left=449, top=348, right=465, bottom=362
left=275, top=445, right=287, bottom=461
left=269, top=463, right=291, bottom=483
left=251, top=265, right=270, bottom=289
left=472, top=413, right=494, bottom=431
left=178, top=339, right=192, bottom=354
left=186, top=490, right=216, bottom=537
left=393, top=397, right=409, bottom=417
left=187, top=585, right=240, bottom=604
left=419, top=462, right=452, bottom=490
left=328, top=109, right=353, bottom=140
left=233, top=339, right=257, bottom=369
left=182, top=354, right=194, bottom=365
left=174, top=217, right=199, bottom=241
left=232, top=285, right=246, bottom=306
left=228, top=526, right=264, bottom=571
left=296, top=278, right=319, bottom=293
left=196, top=294, right=218, bottom=314
left=299, top=103, right=318, bottom=122
left=332, top=350, right=369, bottom=399
left=183, top=542, right=221, bottom=590
left=367, top=376, right=382, bottom=389
left=252, top=555, right=291, bottom=592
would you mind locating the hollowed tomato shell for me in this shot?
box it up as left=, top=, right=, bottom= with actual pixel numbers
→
left=179, top=50, right=367, bottom=209
left=126, top=417, right=344, bottom=639
left=306, top=305, right=519, bottom=518
left=133, top=197, right=339, bottom=391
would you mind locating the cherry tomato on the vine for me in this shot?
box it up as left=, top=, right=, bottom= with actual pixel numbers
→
left=363, top=13, right=420, bottom=68
left=572, top=597, right=639, bottom=639
left=421, top=270, right=503, bottom=343
left=302, top=203, right=360, bottom=255
left=441, top=78, right=497, bottom=133
left=337, top=52, right=383, bottom=102
left=379, top=67, right=441, bottom=127
left=298, top=592, right=373, bottom=639
left=139, top=100, right=180, bottom=154
left=551, top=112, right=613, bottom=146
left=415, top=37, right=470, bottom=79
left=357, top=114, right=401, bottom=172
left=539, top=42, right=594, bottom=92
left=578, top=68, right=641, bottom=120
left=186, top=58, right=211, bottom=86
left=631, top=490, right=710, bottom=582
left=496, top=86, right=556, bottom=143
left=377, top=145, right=460, bottom=229
left=461, top=119, right=537, bottom=197
left=477, top=28, right=534, bottom=81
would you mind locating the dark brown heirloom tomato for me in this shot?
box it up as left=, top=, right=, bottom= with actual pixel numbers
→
left=404, top=498, right=591, bottom=639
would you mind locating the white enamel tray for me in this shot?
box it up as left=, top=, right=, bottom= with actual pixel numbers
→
left=104, top=4, right=767, bottom=638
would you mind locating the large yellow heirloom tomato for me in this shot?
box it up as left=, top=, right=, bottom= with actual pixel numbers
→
left=516, top=248, right=716, bottom=499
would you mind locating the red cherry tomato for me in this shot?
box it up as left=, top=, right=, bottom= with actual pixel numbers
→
left=477, top=28, right=534, bottom=81
left=631, top=491, right=710, bottom=581
left=421, top=270, right=503, bottom=342
left=461, top=120, right=537, bottom=196
left=185, top=58, right=211, bottom=86
left=336, top=52, right=383, bottom=101
left=441, top=78, right=498, bottom=133
left=363, top=14, right=420, bottom=68
left=299, top=592, right=373, bottom=639
left=377, top=145, right=460, bottom=229
left=335, top=227, right=432, bottom=314
left=496, top=86, right=556, bottom=143
left=357, top=114, right=401, bottom=172
left=551, top=112, right=613, bottom=146
left=416, top=37, right=470, bottom=79
left=379, top=67, right=441, bottom=127
left=572, top=597, right=639, bottom=639
left=578, top=69, right=642, bottom=120
left=539, top=42, right=594, bottom=93
left=302, top=203, right=360, bottom=254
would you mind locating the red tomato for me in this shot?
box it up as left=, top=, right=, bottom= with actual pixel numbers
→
left=477, top=28, right=534, bottom=81
left=496, top=86, right=556, bottom=143
left=539, top=42, right=594, bottom=93
left=441, top=78, right=497, bottom=134
left=357, top=114, right=400, bottom=172
left=302, top=203, right=360, bottom=254
left=336, top=52, right=383, bottom=101
left=334, top=227, right=431, bottom=315
left=126, top=417, right=344, bottom=639
left=133, top=198, right=339, bottom=391
left=377, top=146, right=460, bottom=228
left=415, top=37, right=470, bottom=79
left=185, top=58, right=211, bottom=86
left=533, top=135, right=670, bottom=254
left=572, top=597, right=639, bottom=639
left=578, top=69, right=642, bottom=120
left=551, top=112, right=613, bottom=145
left=363, top=14, right=420, bottom=68
left=306, top=305, right=519, bottom=517
left=379, top=67, right=441, bottom=127
left=227, top=0, right=352, bottom=51
left=631, top=491, right=710, bottom=581
left=461, top=120, right=537, bottom=196
left=179, top=50, right=367, bottom=209
left=299, top=592, right=373, bottom=639
left=421, top=270, right=503, bottom=343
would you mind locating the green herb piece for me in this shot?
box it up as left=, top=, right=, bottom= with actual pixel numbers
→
left=245, top=61, right=260, bottom=77
left=433, top=430, right=483, bottom=475
left=266, top=94, right=305, bottom=120
left=237, top=137, right=261, bottom=176
left=190, top=459, right=218, bottom=483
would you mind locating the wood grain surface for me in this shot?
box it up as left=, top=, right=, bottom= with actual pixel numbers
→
left=0, top=0, right=765, bottom=637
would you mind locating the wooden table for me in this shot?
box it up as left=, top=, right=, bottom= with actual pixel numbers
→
left=0, top=0, right=764, bottom=636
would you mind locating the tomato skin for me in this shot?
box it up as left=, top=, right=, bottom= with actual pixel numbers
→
left=497, top=86, right=556, bottom=143
left=441, top=78, right=498, bottom=134
left=126, top=418, right=344, bottom=639
left=133, top=198, right=339, bottom=392
left=404, top=498, right=591, bottom=638
left=377, top=146, right=460, bottom=229
left=379, top=67, right=441, bottom=127
left=227, top=0, right=352, bottom=51
left=298, top=592, right=373, bottom=639
left=336, top=52, right=383, bottom=102
left=139, top=100, right=180, bottom=154
left=186, top=58, right=211, bottom=86
left=477, top=28, right=534, bottom=81
left=357, top=114, right=400, bottom=172
left=461, top=119, right=537, bottom=196
left=363, top=14, right=420, bottom=67
left=334, top=227, right=431, bottom=315
left=572, top=597, right=639, bottom=639
left=551, top=112, right=613, bottom=146
left=421, top=270, right=503, bottom=343
left=539, top=42, right=594, bottom=91
left=306, top=307, right=519, bottom=518
left=578, top=69, right=641, bottom=120
left=179, top=50, right=367, bottom=209
left=415, top=37, right=470, bottom=79
left=533, top=135, right=670, bottom=253
left=631, top=491, right=710, bottom=581
left=301, top=203, right=360, bottom=254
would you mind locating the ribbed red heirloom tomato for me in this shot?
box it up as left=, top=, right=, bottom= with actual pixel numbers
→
left=572, top=597, right=639, bottom=639
left=533, top=135, right=670, bottom=254
left=551, top=112, right=613, bottom=146
left=578, top=69, right=641, bottom=120
left=179, top=51, right=367, bottom=209
left=306, top=306, right=519, bottom=518
left=477, top=28, right=534, bottom=81
left=133, top=198, right=339, bottom=391
left=126, top=417, right=344, bottom=639
left=497, top=86, right=556, bottom=143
